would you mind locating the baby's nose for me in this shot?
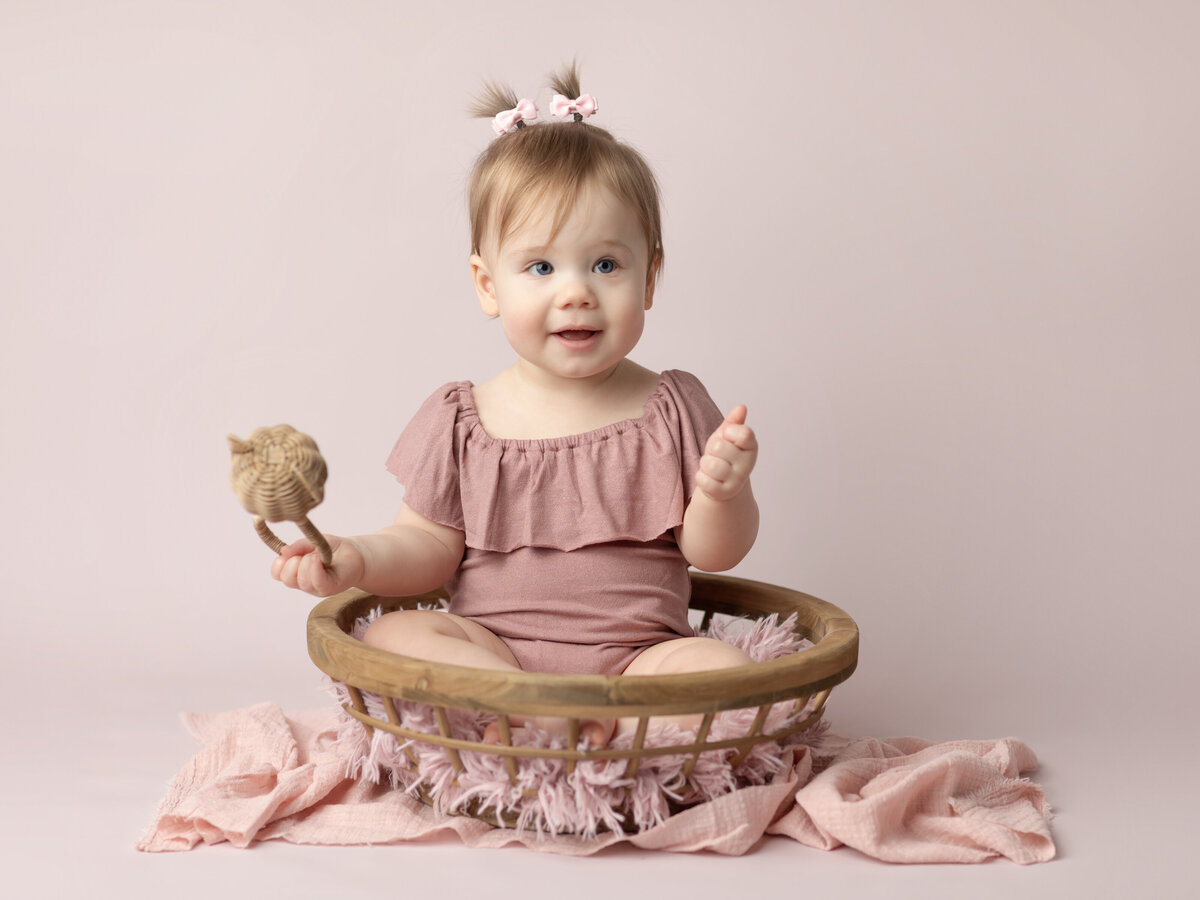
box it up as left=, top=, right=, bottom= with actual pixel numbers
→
left=556, top=275, right=596, bottom=308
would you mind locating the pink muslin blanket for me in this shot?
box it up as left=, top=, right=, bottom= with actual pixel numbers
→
left=138, top=703, right=1054, bottom=862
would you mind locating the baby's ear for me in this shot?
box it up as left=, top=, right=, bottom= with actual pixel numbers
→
left=471, top=255, right=499, bottom=317
left=643, top=253, right=661, bottom=310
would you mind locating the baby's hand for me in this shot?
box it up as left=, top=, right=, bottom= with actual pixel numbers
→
left=271, top=534, right=365, bottom=598
left=696, top=405, right=758, bottom=503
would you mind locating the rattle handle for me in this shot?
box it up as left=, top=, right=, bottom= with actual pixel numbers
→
left=253, top=515, right=334, bottom=567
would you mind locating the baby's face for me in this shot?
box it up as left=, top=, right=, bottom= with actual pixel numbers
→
left=471, top=183, right=656, bottom=385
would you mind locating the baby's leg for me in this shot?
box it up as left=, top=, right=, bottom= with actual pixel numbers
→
left=617, top=637, right=754, bottom=736
left=361, top=611, right=610, bottom=747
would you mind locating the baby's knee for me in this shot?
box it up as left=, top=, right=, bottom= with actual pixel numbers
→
left=641, top=637, right=753, bottom=676
left=362, top=609, right=461, bottom=653
left=678, top=637, right=754, bottom=671
left=361, top=611, right=403, bottom=651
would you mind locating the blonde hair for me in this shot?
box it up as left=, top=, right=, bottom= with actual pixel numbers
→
left=467, top=64, right=663, bottom=281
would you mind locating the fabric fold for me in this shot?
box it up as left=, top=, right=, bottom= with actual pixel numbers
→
left=767, top=735, right=1054, bottom=864
left=138, top=704, right=350, bottom=852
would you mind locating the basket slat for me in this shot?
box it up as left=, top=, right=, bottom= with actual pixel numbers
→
left=623, top=717, right=650, bottom=779
left=682, top=713, right=716, bottom=778
left=346, top=686, right=372, bottom=736
left=567, top=719, right=580, bottom=775
left=434, top=707, right=464, bottom=774
left=729, top=704, right=772, bottom=768
left=496, top=716, right=519, bottom=785
left=381, top=695, right=419, bottom=767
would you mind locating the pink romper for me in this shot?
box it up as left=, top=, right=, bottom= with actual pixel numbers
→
left=384, top=369, right=726, bottom=675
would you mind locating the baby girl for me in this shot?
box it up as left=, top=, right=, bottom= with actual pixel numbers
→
left=272, top=65, right=760, bottom=747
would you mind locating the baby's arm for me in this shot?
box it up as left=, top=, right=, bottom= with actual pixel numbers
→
left=271, top=504, right=465, bottom=598
left=675, top=405, right=760, bottom=572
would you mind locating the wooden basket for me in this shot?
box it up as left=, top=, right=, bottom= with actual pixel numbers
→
left=307, top=572, right=859, bottom=823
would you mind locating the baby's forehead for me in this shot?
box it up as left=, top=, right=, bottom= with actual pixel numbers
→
left=488, top=185, right=644, bottom=254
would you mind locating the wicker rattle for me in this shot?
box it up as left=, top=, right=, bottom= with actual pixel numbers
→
left=228, top=425, right=333, bottom=567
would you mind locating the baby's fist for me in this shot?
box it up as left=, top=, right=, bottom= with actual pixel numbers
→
left=271, top=534, right=364, bottom=598
left=696, top=405, right=758, bottom=502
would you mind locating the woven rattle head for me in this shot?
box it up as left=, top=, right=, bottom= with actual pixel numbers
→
left=228, top=425, right=327, bottom=523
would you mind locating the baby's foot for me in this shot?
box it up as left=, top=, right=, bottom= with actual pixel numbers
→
left=481, top=720, right=504, bottom=745
left=480, top=716, right=614, bottom=749
left=573, top=718, right=615, bottom=750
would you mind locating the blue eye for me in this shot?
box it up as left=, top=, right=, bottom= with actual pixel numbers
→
left=529, top=261, right=553, bottom=276
left=593, top=258, right=616, bottom=274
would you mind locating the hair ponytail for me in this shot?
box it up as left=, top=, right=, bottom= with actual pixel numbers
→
left=546, top=61, right=582, bottom=101
left=467, top=80, right=522, bottom=120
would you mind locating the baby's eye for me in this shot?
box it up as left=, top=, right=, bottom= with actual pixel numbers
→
left=593, top=258, right=617, bottom=274
left=529, top=261, right=553, bottom=276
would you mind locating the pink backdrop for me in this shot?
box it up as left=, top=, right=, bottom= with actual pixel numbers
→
left=2, top=1, right=1196, bottom=896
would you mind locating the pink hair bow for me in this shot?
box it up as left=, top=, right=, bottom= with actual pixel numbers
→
left=550, top=93, right=598, bottom=120
left=492, top=99, right=538, bottom=135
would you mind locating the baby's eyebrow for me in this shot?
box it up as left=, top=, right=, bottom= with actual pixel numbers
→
left=509, top=242, right=553, bottom=257
left=592, top=239, right=634, bottom=254
left=504, top=238, right=635, bottom=261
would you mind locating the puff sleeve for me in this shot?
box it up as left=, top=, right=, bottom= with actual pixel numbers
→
left=384, top=382, right=470, bottom=532
left=658, top=370, right=726, bottom=505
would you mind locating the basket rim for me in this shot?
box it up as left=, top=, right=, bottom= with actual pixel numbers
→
left=307, top=571, right=859, bottom=718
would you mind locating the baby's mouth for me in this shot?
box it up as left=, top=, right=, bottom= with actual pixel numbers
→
left=554, top=329, right=599, bottom=342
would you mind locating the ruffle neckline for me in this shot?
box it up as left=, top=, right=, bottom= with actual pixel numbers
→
left=449, top=377, right=673, bottom=452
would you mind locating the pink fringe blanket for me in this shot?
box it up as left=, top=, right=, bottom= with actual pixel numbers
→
left=137, top=703, right=1054, bottom=862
